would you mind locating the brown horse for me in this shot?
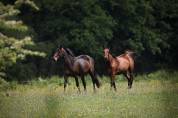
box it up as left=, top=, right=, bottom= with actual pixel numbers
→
left=104, top=48, right=135, bottom=91
left=53, top=46, right=100, bottom=92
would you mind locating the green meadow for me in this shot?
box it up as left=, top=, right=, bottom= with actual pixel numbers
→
left=0, top=70, right=178, bottom=118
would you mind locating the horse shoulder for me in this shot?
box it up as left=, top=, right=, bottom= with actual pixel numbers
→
left=109, top=58, right=119, bottom=68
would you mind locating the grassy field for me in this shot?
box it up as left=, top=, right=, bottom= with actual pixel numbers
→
left=0, top=70, right=178, bottom=118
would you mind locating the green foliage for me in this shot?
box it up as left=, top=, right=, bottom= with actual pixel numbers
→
left=30, top=0, right=178, bottom=59
left=15, top=0, right=39, bottom=11
left=32, top=0, right=116, bottom=56
left=1, top=0, right=178, bottom=81
left=101, top=0, right=168, bottom=55
left=150, top=0, right=178, bottom=64
left=0, top=1, right=45, bottom=78
left=0, top=77, right=10, bottom=91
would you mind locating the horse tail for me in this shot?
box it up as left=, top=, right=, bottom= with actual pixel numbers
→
left=125, top=51, right=135, bottom=72
left=94, top=71, right=101, bottom=88
left=125, top=51, right=136, bottom=61
left=89, top=57, right=101, bottom=88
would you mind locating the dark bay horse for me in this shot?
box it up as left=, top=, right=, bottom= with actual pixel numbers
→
left=104, top=48, right=135, bottom=91
left=53, top=46, right=100, bottom=92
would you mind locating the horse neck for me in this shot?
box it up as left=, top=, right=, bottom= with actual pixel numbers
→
left=63, top=51, right=75, bottom=71
left=107, top=53, right=114, bottom=63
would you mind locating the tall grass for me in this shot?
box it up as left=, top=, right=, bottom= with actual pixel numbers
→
left=0, top=70, right=178, bottom=118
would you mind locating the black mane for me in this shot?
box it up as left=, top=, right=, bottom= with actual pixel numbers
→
left=65, top=48, right=75, bottom=57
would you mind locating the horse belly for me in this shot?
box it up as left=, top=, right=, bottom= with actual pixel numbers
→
left=72, top=63, right=80, bottom=74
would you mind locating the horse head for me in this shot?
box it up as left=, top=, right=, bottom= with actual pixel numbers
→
left=53, top=45, right=65, bottom=61
left=104, top=48, right=110, bottom=60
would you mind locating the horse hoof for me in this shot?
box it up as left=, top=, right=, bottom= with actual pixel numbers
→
left=128, top=87, right=132, bottom=89
left=77, top=91, right=81, bottom=94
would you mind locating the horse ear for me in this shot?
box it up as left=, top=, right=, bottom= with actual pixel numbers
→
left=59, top=45, right=63, bottom=49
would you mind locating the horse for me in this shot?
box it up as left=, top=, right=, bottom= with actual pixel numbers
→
left=53, top=46, right=100, bottom=92
left=104, top=48, right=135, bottom=91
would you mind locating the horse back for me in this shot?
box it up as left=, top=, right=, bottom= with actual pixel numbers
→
left=77, top=55, right=90, bottom=61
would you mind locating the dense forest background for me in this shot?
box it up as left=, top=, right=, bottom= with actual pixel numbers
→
left=0, top=0, right=178, bottom=82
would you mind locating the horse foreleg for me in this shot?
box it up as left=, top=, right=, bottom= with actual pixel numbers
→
left=64, top=75, right=68, bottom=92
left=81, top=75, right=86, bottom=92
left=128, top=81, right=131, bottom=89
left=110, top=76, right=113, bottom=90
left=74, top=76, right=81, bottom=93
left=113, top=78, right=117, bottom=91
left=111, top=74, right=117, bottom=91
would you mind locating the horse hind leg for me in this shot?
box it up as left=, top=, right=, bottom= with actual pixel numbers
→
left=129, top=72, right=134, bottom=88
left=81, top=75, right=87, bottom=92
left=125, top=71, right=133, bottom=89
left=89, top=71, right=100, bottom=90
left=124, top=72, right=131, bottom=89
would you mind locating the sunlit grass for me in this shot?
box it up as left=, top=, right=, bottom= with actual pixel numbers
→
left=0, top=70, right=178, bottom=118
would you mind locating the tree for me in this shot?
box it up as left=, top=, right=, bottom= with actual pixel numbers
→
left=150, top=0, right=178, bottom=67
left=100, top=0, right=169, bottom=55
left=26, top=0, right=116, bottom=56
left=0, top=1, right=45, bottom=78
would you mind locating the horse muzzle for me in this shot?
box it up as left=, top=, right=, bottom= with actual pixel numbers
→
left=53, top=57, right=58, bottom=61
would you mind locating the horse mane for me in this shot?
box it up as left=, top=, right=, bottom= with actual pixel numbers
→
left=65, top=48, right=75, bottom=57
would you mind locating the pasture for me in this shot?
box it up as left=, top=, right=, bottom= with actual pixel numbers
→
left=0, top=70, right=178, bottom=118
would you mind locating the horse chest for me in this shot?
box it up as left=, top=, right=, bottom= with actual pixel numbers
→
left=107, top=62, right=118, bottom=74
left=110, top=61, right=119, bottom=69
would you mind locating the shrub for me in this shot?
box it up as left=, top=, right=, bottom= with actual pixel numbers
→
left=0, top=77, right=10, bottom=91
